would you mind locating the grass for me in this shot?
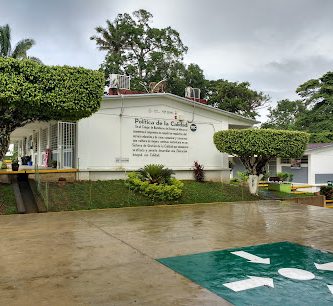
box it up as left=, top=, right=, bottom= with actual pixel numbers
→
left=0, top=180, right=317, bottom=215
left=0, top=184, right=17, bottom=214
left=41, top=180, right=260, bottom=212
left=259, top=188, right=315, bottom=200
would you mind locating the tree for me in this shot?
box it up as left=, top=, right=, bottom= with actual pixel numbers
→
left=0, top=58, right=104, bottom=160
left=309, top=132, right=333, bottom=143
left=213, top=129, right=309, bottom=194
left=184, top=64, right=207, bottom=96
left=294, top=71, right=333, bottom=132
left=0, top=24, right=42, bottom=63
left=262, top=99, right=306, bottom=130
left=90, top=9, right=188, bottom=91
left=160, top=63, right=207, bottom=97
left=207, top=79, right=269, bottom=119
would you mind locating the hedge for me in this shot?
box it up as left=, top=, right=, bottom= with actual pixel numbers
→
left=213, top=129, right=309, bottom=158
left=126, top=172, right=184, bottom=201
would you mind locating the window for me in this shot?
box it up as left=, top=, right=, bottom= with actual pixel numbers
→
left=33, top=132, right=38, bottom=153
left=40, top=128, right=48, bottom=151
left=23, top=137, right=27, bottom=155
left=301, top=156, right=308, bottom=164
left=281, top=156, right=308, bottom=164
left=281, top=158, right=290, bottom=164
left=28, top=135, right=33, bottom=150
left=50, top=124, right=58, bottom=151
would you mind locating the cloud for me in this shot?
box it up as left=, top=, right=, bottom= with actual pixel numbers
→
left=1, top=0, right=333, bottom=122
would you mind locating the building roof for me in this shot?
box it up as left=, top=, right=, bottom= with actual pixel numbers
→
left=103, top=92, right=259, bottom=125
left=306, top=143, right=333, bottom=151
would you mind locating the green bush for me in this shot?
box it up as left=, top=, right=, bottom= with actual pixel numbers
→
left=277, top=172, right=293, bottom=182
left=126, top=172, right=184, bottom=201
left=262, top=171, right=270, bottom=181
left=138, top=164, right=174, bottom=184
left=237, top=171, right=249, bottom=183
left=320, top=186, right=333, bottom=200
left=193, top=161, right=205, bottom=182
left=230, top=178, right=240, bottom=183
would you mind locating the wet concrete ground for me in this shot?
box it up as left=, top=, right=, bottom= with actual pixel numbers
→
left=0, top=200, right=332, bottom=305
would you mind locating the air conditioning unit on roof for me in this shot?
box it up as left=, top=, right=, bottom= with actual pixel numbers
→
left=185, top=86, right=201, bottom=100
left=108, top=74, right=131, bottom=90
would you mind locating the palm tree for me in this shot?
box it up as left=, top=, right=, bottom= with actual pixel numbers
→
left=90, top=19, right=130, bottom=54
left=0, top=24, right=42, bottom=63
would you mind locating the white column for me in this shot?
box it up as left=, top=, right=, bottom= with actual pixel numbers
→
left=38, top=128, right=42, bottom=166
left=276, top=157, right=282, bottom=173
left=308, top=154, right=315, bottom=185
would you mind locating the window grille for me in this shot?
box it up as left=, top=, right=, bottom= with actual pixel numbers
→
left=108, top=74, right=131, bottom=90
left=301, top=156, right=308, bottom=164
left=58, top=122, right=76, bottom=168
left=23, top=137, right=27, bottom=155
left=33, top=132, right=38, bottom=153
left=18, top=139, right=23, bottom=157
left=28, top=135, right=32, bottom=150
left=40, top=128, right=48, bottom=151
left=185, top=87, right=201, bottom=99
left=50, top=124, right=58, bottom=151
left=281, top=156, right=308, bottom=164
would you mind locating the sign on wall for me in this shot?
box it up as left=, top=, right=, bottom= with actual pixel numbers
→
left=190, top=123, right=197, bottom=132
left=132, top=117, right=189, bottom=158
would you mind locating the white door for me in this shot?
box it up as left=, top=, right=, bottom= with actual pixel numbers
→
left=58, top=122, right=76, bottom=169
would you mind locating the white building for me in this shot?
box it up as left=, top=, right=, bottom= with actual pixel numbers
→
left=10, top=92, right=256, bottom=181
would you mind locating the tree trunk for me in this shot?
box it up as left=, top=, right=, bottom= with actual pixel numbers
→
left=0, top=127, right=11, bottom=161
left=248, top=175, right=259, bottom=195
left=239, top=156, right=271, bottom=195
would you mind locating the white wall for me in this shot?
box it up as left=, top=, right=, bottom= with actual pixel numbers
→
left=77, top=95, right=253, bottom=180
left=308, top=147, right=333, bottom=185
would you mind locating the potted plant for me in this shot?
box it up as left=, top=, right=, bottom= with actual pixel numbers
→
left=10, top=151, right=19, bottom=171
left=11, top=159, right=19, bottom=171
left=268, top=172, right=293, bottom=193
left=51, top=160, right=57, bottom=169
left=1, top=161, right=8, bottom=170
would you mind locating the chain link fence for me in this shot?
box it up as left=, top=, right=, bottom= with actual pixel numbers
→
left=31, top=169, right=153, bottom=212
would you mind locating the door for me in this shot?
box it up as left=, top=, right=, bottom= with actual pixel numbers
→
left=58, top=122, right=76, bottom=169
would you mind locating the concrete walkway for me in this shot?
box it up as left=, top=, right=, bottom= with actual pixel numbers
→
left=0, top=200, right=332, bottom=305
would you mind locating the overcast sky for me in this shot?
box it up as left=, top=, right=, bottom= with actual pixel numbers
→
left=1, top=0, right=333, bottom=121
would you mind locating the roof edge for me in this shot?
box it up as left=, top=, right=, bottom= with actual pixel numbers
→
left=102, top=93, right=259, bottom=124
left=306, top=143, right=333, bottom=152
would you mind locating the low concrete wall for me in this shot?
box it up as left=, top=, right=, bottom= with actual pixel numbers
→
left=0, top=174, right=11, bottom=184
left=77, top=169, right=231, bottom=182
left=29, top=180, right=47, bottom=213
left=283, top=195, right=326, bottom=207
left=11, top=177, right=25, bottom=213
left=30, top=172, right=76, bottom=183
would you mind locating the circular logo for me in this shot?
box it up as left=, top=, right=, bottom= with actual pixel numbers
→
left=190, top=124, right=197, bottom=132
